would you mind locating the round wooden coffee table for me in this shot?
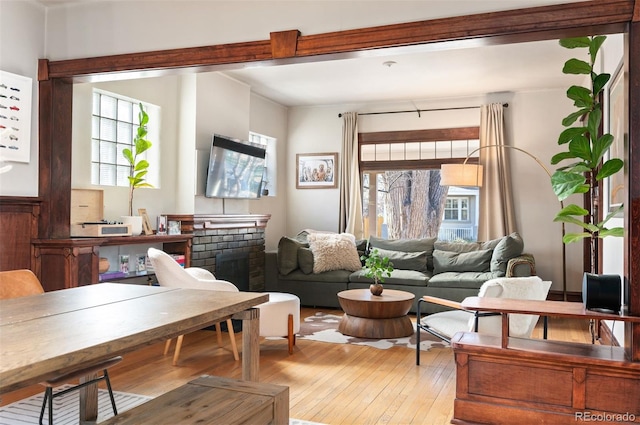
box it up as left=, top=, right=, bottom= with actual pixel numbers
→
left=337, top=289, right=415, bottom=338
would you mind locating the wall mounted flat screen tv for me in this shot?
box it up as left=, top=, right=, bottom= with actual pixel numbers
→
left=205, top=134, right=266, bottom=199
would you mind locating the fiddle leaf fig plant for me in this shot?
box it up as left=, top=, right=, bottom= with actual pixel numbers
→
left=360, top=248, right=394, bottom=285
left=550, top=36, right=624, bottom=244
left=123, top=103, right=153, bottom=216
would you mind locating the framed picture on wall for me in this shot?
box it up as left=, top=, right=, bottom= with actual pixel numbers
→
left=0, top=70, right=32, bottom=163
left=296, top=152, right=338, bottom=189
left=607, top=61, right=625, bottom=214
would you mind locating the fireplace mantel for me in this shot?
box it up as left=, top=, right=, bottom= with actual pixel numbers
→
left=165, top=214, right=271, bottom=233
left=165, top=213, right=270, bottom=291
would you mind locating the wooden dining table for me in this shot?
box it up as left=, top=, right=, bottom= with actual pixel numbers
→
left=0, top=283, right=268, bottom=423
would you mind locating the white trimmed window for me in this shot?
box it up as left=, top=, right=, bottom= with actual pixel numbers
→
left=360, top=127, right=480, bottom=240
left=91, top=90, right=160, bottom=187
left=444, top=197, right=469, bottom=221
left=249, top=131, right=276, bottom=196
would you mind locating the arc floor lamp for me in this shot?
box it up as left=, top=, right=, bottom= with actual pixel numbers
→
left=440, top=144, right=567, bottom=301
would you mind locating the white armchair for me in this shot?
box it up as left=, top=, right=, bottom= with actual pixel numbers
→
left=147, top=247, right=240, bottom=365
left=416, top=276, right=551, bottom=365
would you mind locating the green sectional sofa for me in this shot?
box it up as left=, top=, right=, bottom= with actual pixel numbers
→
left=264, top=232, right=535, bottom=314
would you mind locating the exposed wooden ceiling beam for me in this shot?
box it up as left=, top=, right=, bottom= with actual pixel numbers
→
left=42, top=0, right=633, bottom=82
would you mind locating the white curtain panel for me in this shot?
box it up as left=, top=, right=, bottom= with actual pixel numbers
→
left=338, top=112, right=364, bottom=238
left=478, top=103, right=517, bottom=241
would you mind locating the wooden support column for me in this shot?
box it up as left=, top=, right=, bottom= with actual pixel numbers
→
left=627, top=10, right=640, bottom=361
left=38, top=59, right=73, bottom=239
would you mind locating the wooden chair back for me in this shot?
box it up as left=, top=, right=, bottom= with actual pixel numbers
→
left=0, top=269, right=45, bottom=299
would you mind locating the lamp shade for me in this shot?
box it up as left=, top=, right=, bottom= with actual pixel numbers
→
left=440, top=164, right=484, bottom=187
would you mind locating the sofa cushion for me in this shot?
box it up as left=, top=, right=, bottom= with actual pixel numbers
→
left=428, top=271, right=500, bottom=289
left=349, top=268, right=430, bottom=287
left=432, top=249, right=493, bottom=274
left=281, top=268, right=352, bottom=283
left=491, top=232, right=524, bottom=275
left=297, top=247, right=314, bottom=274
left=374, top=247, right=428, bottom=272
left=355, top=239, right=368, bottom=263
left=434, top=240, right=482, bottom=253
left=308, top=233, right=362, bottom=273
left=277, top=237, right=308, bottom=275
left=434, top=236, right=503, bottom=252
left=369, top=236, right=436, bottom=270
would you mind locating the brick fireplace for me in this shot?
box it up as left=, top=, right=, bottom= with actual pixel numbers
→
left=165, top=214, right=270, bottom=291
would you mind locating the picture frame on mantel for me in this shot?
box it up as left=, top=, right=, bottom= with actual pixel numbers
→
left=296, top=152, right=338, bottom=189
left=157, top=215, right=167, bottom=235
left=138, top=208, right=154, bottom=235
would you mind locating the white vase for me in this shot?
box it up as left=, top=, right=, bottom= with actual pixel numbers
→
left=122, top=216, right=143, bottom=236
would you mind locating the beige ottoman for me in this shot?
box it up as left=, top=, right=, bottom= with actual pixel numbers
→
left=257, top=292, right=300, bottom=354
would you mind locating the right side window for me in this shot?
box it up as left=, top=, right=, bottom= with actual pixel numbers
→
left=360, top=127, right=480, bottom=242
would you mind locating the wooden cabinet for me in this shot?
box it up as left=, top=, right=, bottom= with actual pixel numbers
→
left=451, top=298, right=640, bottom=424
left=0, top=197, right=40, bottom=271
left=32, top=234, right=192, bottom=292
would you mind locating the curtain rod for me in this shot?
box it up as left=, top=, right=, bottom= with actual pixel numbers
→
left=338, top=103, right=508, bottom=118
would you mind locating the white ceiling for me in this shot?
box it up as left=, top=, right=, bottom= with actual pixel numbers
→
left=222, top=38, right=578, bottom=107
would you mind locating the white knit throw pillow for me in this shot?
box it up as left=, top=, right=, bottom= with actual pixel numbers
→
left=308, top=233, right=362, bottom=273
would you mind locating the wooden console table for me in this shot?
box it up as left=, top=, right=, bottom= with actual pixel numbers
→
left=450, top=297, right=640, bottom=424
left=32, top=234, right=192, bottom=292
left=460, top=296, right=640, bottom=348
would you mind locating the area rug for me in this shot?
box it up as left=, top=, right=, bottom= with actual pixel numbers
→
left=0, top=385, right=151, bottom=424
left=297, top=312, right=449, bottom=351
left=0, top=385, right=322, bottom=425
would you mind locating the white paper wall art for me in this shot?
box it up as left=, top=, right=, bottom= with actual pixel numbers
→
left=0, top=70, right=32, bottom=163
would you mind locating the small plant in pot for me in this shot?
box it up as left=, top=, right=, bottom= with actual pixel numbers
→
left=360, top=248, right=394, bottom=296
left=122, top=103, right=153, bottom=234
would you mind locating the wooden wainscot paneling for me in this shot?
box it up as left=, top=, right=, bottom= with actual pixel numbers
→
left=451, top=332, right=640, bottom=425
left=0, top=197, right=40, bottom=271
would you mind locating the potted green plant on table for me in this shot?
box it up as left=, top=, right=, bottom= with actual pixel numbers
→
left=360, top=248, right=394, bottom=296
left=122, top=103, right=153, bottom=235
left=550, top=35, right=624, bottom=314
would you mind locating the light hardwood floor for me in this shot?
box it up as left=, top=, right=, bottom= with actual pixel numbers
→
left=1, top=307, right=593, bottom=424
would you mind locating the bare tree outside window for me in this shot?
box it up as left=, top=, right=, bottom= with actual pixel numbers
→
left=360, top=127, right=480, bottom=241
left=381, top=170, right=448, bottom=239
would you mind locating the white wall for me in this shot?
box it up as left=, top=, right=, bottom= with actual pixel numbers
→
left=509, top=89, right=584, bottom=293
left=0, top=1, right=45, bottom=197
left=194, top=72, right=251, bottom=215
left=71, top=76, right=181, bottom=226
left=286, top=105, right=344, bottom=233
left=248, top=94, right=289, bottom=251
